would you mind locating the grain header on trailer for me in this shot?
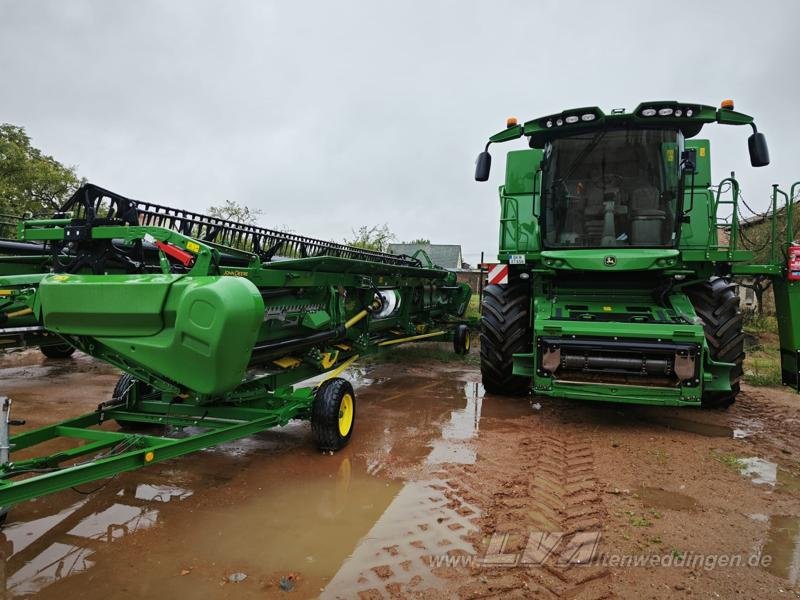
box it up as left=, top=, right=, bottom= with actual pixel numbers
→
left=0, top=184, right=471, bottom=515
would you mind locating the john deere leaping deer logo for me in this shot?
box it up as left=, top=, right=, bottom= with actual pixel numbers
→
left=604, top=255, right=617, bottom=267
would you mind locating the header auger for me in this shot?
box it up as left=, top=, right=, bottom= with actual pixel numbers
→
left=475, top=100, right=800, bottom=409
left=0, top=184, right=471, bottom=516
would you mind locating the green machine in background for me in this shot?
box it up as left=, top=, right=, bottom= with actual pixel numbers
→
left=0, top=184, right=471, bottom=513
left=475, top=100, right=800, bottom=408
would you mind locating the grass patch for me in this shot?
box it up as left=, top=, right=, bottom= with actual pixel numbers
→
left=626, top=511, right=652, bottom=527
left=712, top=451, right=744, bottom=472
left=465, top=294, right=481, bottom=321
left=743, top=327, right=782, bottom=387
left=743, top=311, right=778, bottom=336
left=649, top=448, right=670, bottom=464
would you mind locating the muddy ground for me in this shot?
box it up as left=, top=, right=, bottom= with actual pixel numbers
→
left=0, top=347, right=799, bottom=599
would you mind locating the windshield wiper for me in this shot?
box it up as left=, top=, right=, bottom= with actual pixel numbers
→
left=548, top=130, right=608, bottom=198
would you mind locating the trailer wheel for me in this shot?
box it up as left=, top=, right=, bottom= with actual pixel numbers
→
left=453, top=324, right=471, bottom=355
left=312, top=378, right=355, bottom=452
left=480, top=283, right=531, bottom=396
left=40, top=343, right=75, bottom=359
left=686, top=277, right=744, bottom=409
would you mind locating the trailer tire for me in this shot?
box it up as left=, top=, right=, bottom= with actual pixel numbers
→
left=480, top=282, right=531, bottom=396
left=686, top=277, right=744, bottom=409
left=40, top=343, right=75, bottom=359
left=453, top=324, right=471, bottom=355
left=312, top=378, right=355, bottom=452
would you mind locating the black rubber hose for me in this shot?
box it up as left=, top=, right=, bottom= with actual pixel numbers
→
left=248, top=325, right=347, bottom=363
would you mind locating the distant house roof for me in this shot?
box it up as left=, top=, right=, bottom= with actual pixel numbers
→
left=388, top=243, right=463, bottom=270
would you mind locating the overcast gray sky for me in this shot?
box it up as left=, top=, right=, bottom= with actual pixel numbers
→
left=2, top=1, right=798, bottom=264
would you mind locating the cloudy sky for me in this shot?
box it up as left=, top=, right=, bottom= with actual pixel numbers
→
left=2, top=1, right=798, bottom=264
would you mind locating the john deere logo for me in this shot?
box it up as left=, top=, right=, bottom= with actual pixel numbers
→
left=604, top=255, right=617, bottom=267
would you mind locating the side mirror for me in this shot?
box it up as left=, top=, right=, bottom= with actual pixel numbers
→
left=748, top=132, right=770, bottom=167
left=475, top=151, right=492, bottom=181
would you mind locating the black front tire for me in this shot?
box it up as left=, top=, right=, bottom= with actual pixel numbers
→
left=312, top=378, right=355, bottom=452
left=453, top=324, right=471, bottom=355
left=480, top=283, right=532, bottom=396
left=686, top=277, right=744, bottom=409
left=40, top=343, right=75, bottom=359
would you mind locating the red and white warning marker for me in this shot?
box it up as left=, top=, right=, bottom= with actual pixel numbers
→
left=487, top=263, right=509, bottom=285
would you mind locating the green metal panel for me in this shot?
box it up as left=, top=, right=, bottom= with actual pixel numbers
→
left=685, top=139, right=711, bottom=188
left=772, top=277, right=800, bottom=389
left=499, top=149, right=542, bottom=256
left=540, top=249, right=679, bottom=271
left=504, top=149, right=540, bottom=194
left=39, top=273, right=176, bottom=336
left=40, top=274, right=265, bottom=395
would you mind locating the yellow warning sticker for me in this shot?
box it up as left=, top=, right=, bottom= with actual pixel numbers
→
left=186, top=241, right=201, bottom=253
left=699, top=147, right=706, bottom=157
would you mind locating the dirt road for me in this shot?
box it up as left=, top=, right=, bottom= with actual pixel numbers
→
left=0, top=348, right=798, bottom=599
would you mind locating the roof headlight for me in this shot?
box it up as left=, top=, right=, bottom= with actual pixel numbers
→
left=581, top=113, right=596, bottom=121
left=546, top=120, right=553, bottom=128
left=641, top=108, right=657, bottom=117
left=686, top=109, right=693, bottom=117
left=556, top=118, right=563, bottom=126
left=565, top=115, right=579, bottom=124
left=674, top=109, right=683, bottom=117
left=658, top=108, right=674, bottom=116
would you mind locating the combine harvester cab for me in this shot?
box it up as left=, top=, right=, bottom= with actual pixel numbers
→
left=475, top=101, right=800, bottom=408
left=0, top=184, right=471, bottom=516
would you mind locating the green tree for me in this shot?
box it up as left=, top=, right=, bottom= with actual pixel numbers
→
left=207, top=199, right=263, bottom=225
left=344, top=224, right=396, bottom=252
left=0, top=124, right=82, bottom=216
left=403, top=238, right=430, bottom=245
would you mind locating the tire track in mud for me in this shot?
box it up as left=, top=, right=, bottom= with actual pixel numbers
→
left=322, top=390, right=613, bottom=599
left=440, top=424, right=613, bottom=599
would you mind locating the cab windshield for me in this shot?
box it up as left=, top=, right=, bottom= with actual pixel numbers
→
left=541, top=129, right=681, bottom=248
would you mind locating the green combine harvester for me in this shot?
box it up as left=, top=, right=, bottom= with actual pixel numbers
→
left=0, top=184, right=471, bottom=514
left=475, top=99, right=799, bottom=409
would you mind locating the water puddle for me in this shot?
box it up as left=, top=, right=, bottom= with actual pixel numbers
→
left=0, top=481, right=194, bottom=597
left=426, top=382, right=483, bottom=465
left=321, top=479, right=479, bottom=598
left=738, top=457, right=800, bottom=492
left=762, top=515, right=800, bottom=585
left=0, top=370, right=505, bottom=598
left=740, top=457, right=778, bottom=486
left=636, top=486, right=699, bottom=511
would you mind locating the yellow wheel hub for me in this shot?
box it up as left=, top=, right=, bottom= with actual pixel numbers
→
left=338, top=393, right=354, bottom=437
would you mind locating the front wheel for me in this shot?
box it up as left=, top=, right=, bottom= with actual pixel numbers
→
left=480, top=282, right=532, bottom=396
left=685, top=277, right=744, bottom=409
left=312, top=378, right=355, bottom=452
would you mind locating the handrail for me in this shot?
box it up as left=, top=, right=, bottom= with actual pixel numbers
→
left=714, top=176, right=739, bottom=256
left=789, top=181, right=800, bottom=247
left=771, top=186, right=789, bottom=264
